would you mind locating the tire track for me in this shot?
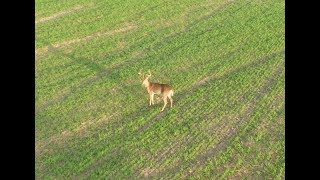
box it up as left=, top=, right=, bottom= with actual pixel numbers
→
left=142, top=0, right=248, bottom=62
left=125, top=49, right=284, bottom=178
left=131, top=47, right=240, bottom=140
left=35, top=38, right=146, bottom=114
left=127, top=19, right=267, bottom=142
left=36, top=0, right=275, bottom=177
left=134, top=51, right=284, bottom=178
left=137, top=135, right=192, bottom=178
left=35, top=23, right=137, bottom=57
left=35, top=114, right=114, bottom=157
left=164, top=63, right=284, bottom=178
left=35, top=0, right=172, bottom=59
left=37, top=48, right=283, bottom=178
left=210, top=103, right=285, bottom=179
left=35, top=3, right=94, bottom=25
left=36, top=0, right=246, bottom=112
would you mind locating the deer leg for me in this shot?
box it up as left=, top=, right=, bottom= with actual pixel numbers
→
left=161, top=96, right=168, bottom=112
left=149, top=94, right=152, bottom=106
left=168, top=95, right=173, bottom=108
left=151, top=93, right=155, bottom=105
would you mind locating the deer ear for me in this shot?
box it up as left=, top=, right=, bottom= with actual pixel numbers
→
left=138, top=69, right=144, bottom=79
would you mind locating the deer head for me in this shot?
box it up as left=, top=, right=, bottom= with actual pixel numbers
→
left=138, top=69, right=152, bottom=87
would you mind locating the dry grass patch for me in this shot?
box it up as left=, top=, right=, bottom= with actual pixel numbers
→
left=35, top=23, right=137, bottom=57
left=35, top=3, right=95, bottom=25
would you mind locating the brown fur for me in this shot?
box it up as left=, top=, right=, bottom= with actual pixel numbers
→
left=139, top=70, right=174, bottom=112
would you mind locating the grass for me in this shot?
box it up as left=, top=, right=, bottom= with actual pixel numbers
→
left=35, top=0, right=285, bottom=179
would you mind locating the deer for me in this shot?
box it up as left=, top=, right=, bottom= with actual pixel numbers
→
left=138, top=69, right=174, bottom=112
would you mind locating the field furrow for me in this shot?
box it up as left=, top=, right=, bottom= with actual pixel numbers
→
left=36, top=0, right=285, bottom=178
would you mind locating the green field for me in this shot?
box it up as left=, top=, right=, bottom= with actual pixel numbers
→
left=35, top=0, right=285, bottom=179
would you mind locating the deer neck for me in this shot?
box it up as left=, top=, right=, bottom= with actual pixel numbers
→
left=143, top=79, right=150, bottom=88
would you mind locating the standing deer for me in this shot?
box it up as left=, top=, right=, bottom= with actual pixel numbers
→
left=138, top=70, right=174, bottom=112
